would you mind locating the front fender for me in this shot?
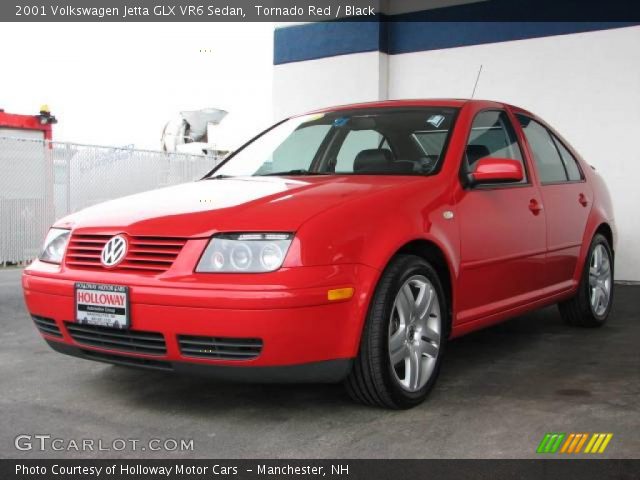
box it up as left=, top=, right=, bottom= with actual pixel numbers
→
left=294, top=178, right=460, bottom=283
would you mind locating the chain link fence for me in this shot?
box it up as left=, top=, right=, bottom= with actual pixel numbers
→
left=0, top=136, right=222, bottom=265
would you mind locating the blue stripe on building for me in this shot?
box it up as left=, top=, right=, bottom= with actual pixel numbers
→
left=274, top=21, right=385, bottom=65
left=386, top=21, right=638, bottom=56
left=275, top=21, right=638, bottom=65
left=274, top=0, right=640, bottom=65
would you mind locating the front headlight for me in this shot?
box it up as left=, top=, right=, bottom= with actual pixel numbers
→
left=197, top=233, right=293, bottom=273
left=39, top=228, right=71, bottom=264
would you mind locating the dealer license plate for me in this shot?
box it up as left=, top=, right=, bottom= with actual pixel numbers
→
left=75, top=282, right=129, bottom=329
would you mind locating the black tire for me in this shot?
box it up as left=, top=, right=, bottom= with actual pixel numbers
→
left=345, top=254, right=448, bottom=409
left=559, top=234, right=614, bottom=328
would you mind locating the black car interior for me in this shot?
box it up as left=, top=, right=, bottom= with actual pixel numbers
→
left=309, top=108, right=458, bottom=175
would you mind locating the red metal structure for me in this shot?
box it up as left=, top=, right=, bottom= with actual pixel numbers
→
left=0, top=107, right=57, bottom=139
left=0, top=107, right=58, bottom=266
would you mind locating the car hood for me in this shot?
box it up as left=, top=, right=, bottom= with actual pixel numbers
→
left=56, top=175, right=423, bottom=237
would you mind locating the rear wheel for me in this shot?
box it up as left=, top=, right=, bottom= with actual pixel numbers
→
left=345, top=255, right=447, bottom=409
left=559, top=234, right=614, bottom=327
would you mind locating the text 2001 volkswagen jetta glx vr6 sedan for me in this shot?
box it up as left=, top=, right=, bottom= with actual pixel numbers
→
left=24, top=100, right=616, bottom=409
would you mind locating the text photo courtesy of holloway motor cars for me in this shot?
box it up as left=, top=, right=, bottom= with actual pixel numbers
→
left=1, top=1, right=639, bottom=479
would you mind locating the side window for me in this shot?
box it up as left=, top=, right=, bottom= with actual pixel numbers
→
left=552, top=135, right=583, bottom=181
left=465, top=110, right=526, bottom=182
left=335, top=129, right=385, bottom=172
left=517, top=115, right=568, bottom=183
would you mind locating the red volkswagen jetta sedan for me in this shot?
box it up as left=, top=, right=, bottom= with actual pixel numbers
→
left=23, top=100, right=615, bottom=409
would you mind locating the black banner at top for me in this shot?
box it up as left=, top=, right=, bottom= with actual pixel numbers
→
left=5, top=0, right=640, bottom=22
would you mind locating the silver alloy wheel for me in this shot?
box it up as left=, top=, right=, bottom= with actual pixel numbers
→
left=388, top=275, right=441, bottom=392
left=589, top=244, right=612, bottom=316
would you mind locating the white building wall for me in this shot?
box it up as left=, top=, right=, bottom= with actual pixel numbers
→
left=273, top=25, right=640, bottom=281
left=388, top=26, right=640, bottom=281
left=273, top=51, right=389, bottom=120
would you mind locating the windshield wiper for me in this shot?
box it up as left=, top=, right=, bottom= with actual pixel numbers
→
left=255, top=169, right=328, bottom=177
left=205, top=174, right=235, bottom=180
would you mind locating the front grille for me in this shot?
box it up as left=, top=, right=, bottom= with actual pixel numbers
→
left=81, top=349, right=173, bottom=371
left=178, top=335, right=263, bottom=360
left=66, top=322, right=166, bottom=355
left=65, top=234, right=187, bottom=273
left=32, top=315, right=62, bottom=338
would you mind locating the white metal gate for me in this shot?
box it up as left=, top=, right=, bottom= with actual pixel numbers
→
left=0, top=136, right=221, bottom=264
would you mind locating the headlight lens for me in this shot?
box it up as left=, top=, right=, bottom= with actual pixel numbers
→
left=197, top=233, right=293, bottom=273
left=39, top=228, right=71, bottom=264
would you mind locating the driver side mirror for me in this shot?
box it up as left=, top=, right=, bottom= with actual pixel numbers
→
left=467, top=157, right=523, bottom=186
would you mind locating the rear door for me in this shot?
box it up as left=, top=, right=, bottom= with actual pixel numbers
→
left=515, top=114, right=593, bottom=290
left=456, top=110, right=547, bottom=324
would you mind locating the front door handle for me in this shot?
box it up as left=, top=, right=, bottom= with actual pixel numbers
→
left=579, top=193, right=589, bottom=207
left=529, top=199, right=543, bottom=215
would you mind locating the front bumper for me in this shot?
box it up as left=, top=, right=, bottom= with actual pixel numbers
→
left=46, top=341, right=353, bottom=382
left=23, top=262, right=379, bottom=382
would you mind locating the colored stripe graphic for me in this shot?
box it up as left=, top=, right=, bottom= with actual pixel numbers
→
left=536, top=433, right=565, bottom=453
left=598, top=434, right=614, bottom=453
left=575, top=434, right=589, bottom=453
left=560, top=433, right=575, bottom=453
left=538, top=433, right=613, bottom=454
left=560, top=433, right=589, bottom=453
left=585, top=433, right=614, bottom=453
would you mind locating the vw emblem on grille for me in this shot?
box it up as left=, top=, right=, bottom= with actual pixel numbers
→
left=101, top=235, right=128, bottom=267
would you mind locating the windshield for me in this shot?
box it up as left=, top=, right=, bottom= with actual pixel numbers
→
left=209, top=107, right=459, bottom=177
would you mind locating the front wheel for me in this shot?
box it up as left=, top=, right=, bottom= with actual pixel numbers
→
left=559, top=233, right=614, bottom=327
left=345, top=255, right=447, bottom=409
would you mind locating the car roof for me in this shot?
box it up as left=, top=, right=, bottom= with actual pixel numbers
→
left=303, top=99, right=506, bottom=115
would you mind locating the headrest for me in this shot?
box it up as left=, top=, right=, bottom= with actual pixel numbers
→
left=354, top=149, right=395, bottom=172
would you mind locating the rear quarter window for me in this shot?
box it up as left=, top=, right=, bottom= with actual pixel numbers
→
left=552, top=135, right=583, bottom=181
left=517, top=114, right=568, bottom=184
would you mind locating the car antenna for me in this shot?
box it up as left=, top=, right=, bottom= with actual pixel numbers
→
left=471, top=64, right=483, bottom=99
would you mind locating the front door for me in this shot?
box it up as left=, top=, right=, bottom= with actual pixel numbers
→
left=456, top=110, right=547, bottom=324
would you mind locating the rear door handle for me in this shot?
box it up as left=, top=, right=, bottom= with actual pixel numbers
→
left=579, top=193, right=589, bottom=207
left=529, top=199, right=543, bottom=215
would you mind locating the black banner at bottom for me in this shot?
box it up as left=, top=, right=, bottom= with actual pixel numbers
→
left=3, top=459, right=639, bottom=480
